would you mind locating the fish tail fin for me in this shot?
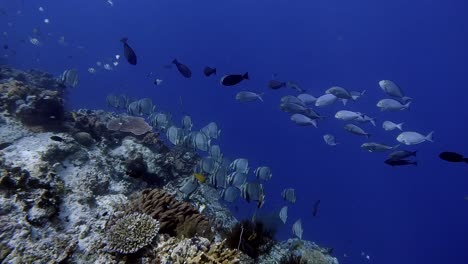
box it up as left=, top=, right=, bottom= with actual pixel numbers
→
left=361, top=90, right=367, bottom=96
left=243, top=72, right=249, bottom=80
left=426, top=131, right=434, bottom=142
left=397, top=123, right=404, bottom=130
left=370, top=118, right=376, bottom=127
left=366, top=133, right=371, bottom=139
left=412, top=150, right=418, bottom=157
left=404, top=101, right=411, bottom=110
left=120, top=37, right=128, bottom=43
left=402, top=96, right=413, bottom=102
left=311, top=120, right=318, bottom=128
left=172, top=59, right=178, bottom=64
left=341, top=99, right=348, bottom=106
left=463, top=158, right=468, bottom=163
left=258, top=93, right=264, bottom=102
left=393, top=144, right=400, bottom=149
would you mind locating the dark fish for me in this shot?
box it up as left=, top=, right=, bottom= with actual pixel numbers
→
left=172, top=59, right=192, bottom=78
left=120, top=37, right=137, bottom=65
left=203, top=66, right=217, bottom=77
left=312, top=200, right=321, bottom=217
left=384, top=158, right=417, bottom=166
left=268, top=80, right=286, bottom=89
left=439, top=152, right=468, bottom=163
left=50, top=136, right=63, bottom=142
left=220, top=72, right=249, bottom=86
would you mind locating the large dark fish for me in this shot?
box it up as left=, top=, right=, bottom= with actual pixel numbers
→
left=268, top=80, right=286, bottom=89
left=439, top=152, right=468, bottom=163
left=384, top=158, right=417, bottom=167
left=220, top=72, right=249, bottom=86
left=172, top=59, right=192, bottom=78
left=312, top=200, right=321, bottom=217
left=120, top=37, right=137, bottom=65
left=203, top=66, right=217, bottom=77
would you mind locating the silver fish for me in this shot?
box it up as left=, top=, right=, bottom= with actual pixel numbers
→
left=344, top=124, right=371, bottom=138
left=181, top=115, right=193, bottom=131
left=397, top=131, right=434, bottom=145
left=323, top=134, right=338, bottom=146
left=127, top=101, right=140, bottom=116
left=291, top=114, right=318, bottom=127
left=335, top=110, right=363, bottom=121
left=379, top=80, right=405, bottom=98
left=297, top=93, right=317, bottom=105
left=382, top=121, right=404, bottom=131
left=193, top=132, right=210, bottom=151
left=230, top=158, right=249, bottom=174
left=377, top=99, right=411, bottom=111
left=280, top=102, right=309, bottom=114
left=199, top=156, right=217, bottom=174
left=214, top=167, right=227, bottom=189
left=326, top=86, right=353, bottom=99
left=138, top=98, right=155, bottom=115
left=227, top=171, right=247, bottom=188
left=315, top=94, right=337, bottom=107
left=361, top=142, right=399, bottom=152
left=292, top=219, right=303, bottom=239
left=60, top=69, right=79, bottom=87
left=236, top=91, right=263, bottom=102
left=166, top=126, right=183, bottom=145
left=282, top=188, right=296, bottom=204
left=240, top=182, right=264, bottom=203
left=281, top=95, right=306, bottom=106
left=254, top=166, right=272, bottom=181
left=286, top=81, right=306, bottom=93
left=201, top=122, right=221, bottom=139
left=209, top=145, right=222, bottom=160
left=220, top=186, right=240, bottom=203
left=149, top=112, right=171, bottom=130
left=388, top=150, right=417, bottom=160
left=279, top=206, right=288, bottom=224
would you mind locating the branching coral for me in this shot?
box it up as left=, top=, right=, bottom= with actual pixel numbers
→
left=107, top=212, right=160, bottom=254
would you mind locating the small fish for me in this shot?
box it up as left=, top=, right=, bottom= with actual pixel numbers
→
left=297, top=93, right=317, bottom=105
left=439, top=152, right=468, bottom=163
left=268, top=80, right=286, bottom=89
left=335, top=110, right=363, bottom=121
left=379, top=80, right=406, bottom=99
left=286, top=81, right=306, bottom=93
left=326, top=86, right=354, bottom=100
left=279, top=206, right=288, bottom=224
left=291, top=114, right=317, bottom=127
left=282, top=188, right=296, bottom=204
left=154, top=78, right=163, bottom=86
left=292, top=219, right=303, bottom=239
left=397, top=131, right=433, bottom=145
left=236, top=91, right=263, bottom=102
left=193, top=173, right=206, bottom=183
left=172, top=59, right=192, bottom=78
left=312, top=200, right=321, bottom=217
left=281, top=96, right=306, bottom=106
left=220, top=186, right=240, bottom=203
left=323, top=134, right=338, bottom=146
left=344, top=124, right=371, bottom=138
left=354, top=114, right=376, bottom=126
left=377, top=99, right=410, bottom=111
left=50, top=136, right=63, bottom=142
left=388, top=150, right=417, bottom=160
left=120, top=37, right=137, bottom=65
left=383, top=121, right=404, bottom=131
left=361, top=142, right=399, bottom=152
left=384, top=158, right=418, bottom=167
left=315, top=94, right=337, bottom=107
left=221, top=73, right=249, bottom=86
left=203, top=66, right=216, bottom=76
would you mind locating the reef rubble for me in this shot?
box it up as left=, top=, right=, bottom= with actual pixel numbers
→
left=0, top=66, right=338, bottom=264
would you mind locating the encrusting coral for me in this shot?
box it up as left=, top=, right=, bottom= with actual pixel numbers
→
left=125, top=188, right=212, bottom=238
left=106, top=212, right=160, bottom=254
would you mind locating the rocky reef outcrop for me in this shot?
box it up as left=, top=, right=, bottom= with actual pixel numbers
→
left=0, top=66, right=338, bottom=264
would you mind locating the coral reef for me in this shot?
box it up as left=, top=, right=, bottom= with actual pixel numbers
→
left=106, top=212, right=160, bottom=254
left=125, top=188, right=212, bottom=238
left=0, top=66, right=339, bottom=264
left=225, top=219, right=276, bottom=259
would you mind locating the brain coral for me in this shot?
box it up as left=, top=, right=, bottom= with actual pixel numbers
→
left=107, top=212, right=160, bottom=254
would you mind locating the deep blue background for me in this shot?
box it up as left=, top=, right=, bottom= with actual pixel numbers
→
left=2, top=1, right=468, bottom=263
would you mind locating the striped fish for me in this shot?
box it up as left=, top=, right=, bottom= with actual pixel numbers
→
left=292, top=219, right=303, bottom=239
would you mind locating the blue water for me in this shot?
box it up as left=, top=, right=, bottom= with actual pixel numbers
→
left=2, top=1, right=468, bottom=263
